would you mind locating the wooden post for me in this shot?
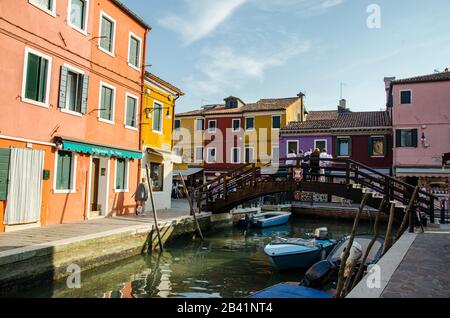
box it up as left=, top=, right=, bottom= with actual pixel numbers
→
left=223, top=175, right=228, bottom=201
left=196, top=190, right=201, bottom=213
left=354, top=165, right=359, bottom=185
left=346, top=161, right=350, bottom=185
left=396, top=186, right=419, bottom=240
left=335, top=193, right=369, bottom=298
left=350, top=198, right=386, bottom=291
left=145, top=164, right=164, bottom=252
left=252, top=163, right=256, bottom=187
left=382, top=203, right=396, bottom=256
left=429, top=196, right=435, bottom=224
left=179, top=173, right=204, bottom=241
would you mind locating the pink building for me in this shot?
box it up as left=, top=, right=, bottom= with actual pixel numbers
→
left=386, top=71, right=450, bottom=216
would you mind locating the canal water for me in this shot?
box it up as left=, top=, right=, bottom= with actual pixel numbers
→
left=19, top=216, right=375, bottom=298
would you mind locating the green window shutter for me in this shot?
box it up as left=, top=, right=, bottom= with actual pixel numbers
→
left=37, top=58, right=48, bottom=102
left=80, top=74, right=89, bottom=114
left=56, top=151, right=72, bottom=190
left=0, top=149, right=11, bottom=200
left=116, top=159, right=125, bottom=190
left=58, top=66, right=68, bottom=108
left=368, top=137, right=373, bottom=156
left=396, top=130, right=402, bottom=148
left=126, top=97, right=136, bottom=127
left=101, top=86, right=113, bottom=120
left=412, top=129, right=418, bottom=147
left=25, top=53, right=40, bottom=101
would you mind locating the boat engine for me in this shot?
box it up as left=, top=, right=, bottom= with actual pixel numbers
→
left=314, top=227, right=329, bottom=239
left=302, top=260, right=336, bottom=288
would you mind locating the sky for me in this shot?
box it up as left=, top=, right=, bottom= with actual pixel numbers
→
left=122, top=0, right=450, bottom=113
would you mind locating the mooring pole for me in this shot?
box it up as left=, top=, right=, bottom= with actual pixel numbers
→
left=179, top=173, right=204, bottom=241
left=396, top=186, right=419, bottom=240
left=382, top=203, right=396, bottom=256
left=335, top=193, right=369, bottom=298
left=145, top=164, right=164, bottom=252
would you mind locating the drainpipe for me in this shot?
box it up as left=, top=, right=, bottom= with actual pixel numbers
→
left=171, top=94, right=182, bottom=152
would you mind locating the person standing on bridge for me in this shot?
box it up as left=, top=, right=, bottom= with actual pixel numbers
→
left=286, top=149, right=297, bottom=179
left=310, top=148, right=321, bottom=181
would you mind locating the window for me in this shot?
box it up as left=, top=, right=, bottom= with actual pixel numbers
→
left=29, top=0, right=56, bottom=16
left=174, top=119, right=181, bottom=130
left=272, top=116, right=281, bottom=129
left=99, top=11, right=116, bottom=55
left=59, top=65, right=88, bottom=115
left=272, top=146, right=280, bottom=162
left=55, top=151, right=76, bottom=192
left=98, top=82, right=115, bottom=123
left=226, top=99, right=238, bottom=108
left=152, top=102, right=163, bottom=133
left=245, top=117, right=255, bottom=130
left=208, top=120, right=217, bottom=133
left=68, top=0, right=88, bottom=33
left=125, top=94, right=138, bottom=129
left=207, top=148, right=216, bottom=163
left=336, top=137, right=351, bottom=157
left=195, top=147, right=204, bottom=162
left=128, top=32, right=142, bottom=69
left=231, top=148, right=241, bottom=164
left=115, top=158, right=128, bottom=192
left=315, top=140, right=327, bottom=152
left=22, top=48, right=52, bottom=107
left=287, top=141, right=298, bottom=155
left=396, top=129, right=418, bottom=148
left=369, top=136, right=386, bottom=157
left=400, top=90, right=412, bottom=105
left=232, top=119, right=240, bottom=132
left=245, top=147, right=254, bottom=164
left=196, top=119, right=204, bottom=131
left=150, top=163, right=164, bottom=192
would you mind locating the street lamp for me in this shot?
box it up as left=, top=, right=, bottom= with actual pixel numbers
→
left=144, top=107, right=171, bottom=119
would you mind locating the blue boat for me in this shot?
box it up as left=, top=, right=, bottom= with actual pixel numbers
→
left=250, top=283, right=332, bottom=299
left=264, top=237, right=336, bottom=271
left=249, top=211, right=291, bottom=228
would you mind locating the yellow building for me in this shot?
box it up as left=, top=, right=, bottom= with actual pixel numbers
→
left=174, top=94, right=305, bottom=179
left=142, top=72, right=184, bottom=210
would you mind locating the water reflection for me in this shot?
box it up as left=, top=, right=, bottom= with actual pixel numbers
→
left=20, top=216, right=375, bottom=298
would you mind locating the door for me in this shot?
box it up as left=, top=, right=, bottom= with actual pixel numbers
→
left=90, top=158, right=100, bottom=216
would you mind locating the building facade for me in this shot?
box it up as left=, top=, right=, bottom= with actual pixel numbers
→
left=386, top=71, right=450, bottom=212
left=0, top=0, right=150, bottom=232
left=174, top=95, right=305, bottom=180
left=280, top=100, right=393, bottom=174
left=141, top=72, right=184, bottom=210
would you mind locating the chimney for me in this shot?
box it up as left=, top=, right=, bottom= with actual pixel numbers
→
left=338, top=99, right=347, bottom=113
left=384, top=77, right=396, bottom=92
left=445, top=68, right=449, bottom=72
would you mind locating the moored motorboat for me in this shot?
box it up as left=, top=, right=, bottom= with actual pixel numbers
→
left=249, top=211, right=291, bottom=228
left=264, top=228, right=336, bottom=270
left=250, top=283, right=332, bottom=299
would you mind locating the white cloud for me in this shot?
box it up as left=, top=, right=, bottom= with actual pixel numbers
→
left=185, top=36, right=311, bottom=97
left=159, top=0, right=247, bottom=45
left=255, top=0, right=345, bottom=15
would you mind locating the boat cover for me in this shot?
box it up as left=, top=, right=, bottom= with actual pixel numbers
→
left=251, top=284, right=332, bottom=299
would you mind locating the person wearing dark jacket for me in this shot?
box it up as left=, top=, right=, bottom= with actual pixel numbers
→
left=135, top=178, right=149, bottom=216
left=310, top=148, right=321, bottom=181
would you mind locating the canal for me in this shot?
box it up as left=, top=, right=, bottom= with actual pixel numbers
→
left=17, top=215, right=374, bottom=298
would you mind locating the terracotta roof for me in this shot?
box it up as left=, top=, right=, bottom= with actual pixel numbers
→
left=282, top=111, right=391, bottom=133
left=392, top=71, right=450, bottom=85
left=111, top=0, right=152, bottom=30
left=176, top=97, right=300, bottom=117
left=306, top=111, right=339, bottom=121
left=145, top=72, right=184, bottom=96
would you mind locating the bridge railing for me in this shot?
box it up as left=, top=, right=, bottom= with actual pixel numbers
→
left=192, top=157, right=437, bottom=219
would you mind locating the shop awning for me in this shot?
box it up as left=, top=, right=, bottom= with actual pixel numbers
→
left=173, top=168, right=203, bottom=178
left=57, top=137, right=142, bottom=159
left=146, top=147, right=182, bottom=163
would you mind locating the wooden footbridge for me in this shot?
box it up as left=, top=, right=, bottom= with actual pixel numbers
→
left=191, top=158, right=439, bottom=230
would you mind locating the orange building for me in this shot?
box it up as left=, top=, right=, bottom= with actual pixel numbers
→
left=0, top=0, right=150, bottom=232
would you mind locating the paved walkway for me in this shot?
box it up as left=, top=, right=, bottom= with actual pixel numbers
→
left=381, top=227, right=450, bottom=298
left=0, top=200, right=193, bottom=253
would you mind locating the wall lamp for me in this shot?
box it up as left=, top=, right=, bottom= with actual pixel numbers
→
left=144, top=107, right=171, bottom=119
left=421, top=132, right=429, bottom=147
